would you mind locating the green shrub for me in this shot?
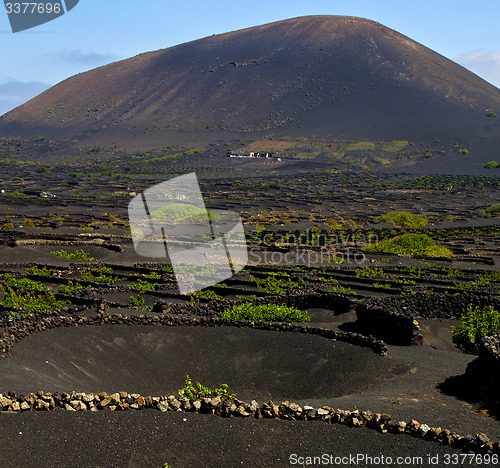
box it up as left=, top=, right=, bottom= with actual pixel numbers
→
left=0, top=287, right=67, bottom=312
left=250, top=273, right=305, bottom=295
left=452, top=305, right=500, bottom=354
left=1, top=274, right=51, bottom=291
left=459, top=149, right=469, bottom=154
left=25, top=266, right=54, bottom=276
left=58, top=281, right=85, bottom=295
left=129, top=293, right=145, bottom=307
left=453, top=271, right=500, bottom=292
left=0, top=222, right=14, bottom=231
left=129, top=279, right=157, bottom=291
left=486, top=204, right=500, bottom=214
left=347, top=141, right=376, bottom=151
left=364, top=233, right=453, bottom=258
left=376, top=211, right=427, bottom=228
left=81, top=271, right=122, bottom=285
left=330, top=286, right=355, bottom=295
left=191, top=289, right=223, bottom=301
left=178, top=375, right=235, bottom=401
left=355, top=267, right=384, bottom=278
left=221, top=303, right=310, bottom=322
left=487, top=112, right=497, bottom=118
left=23, top=218, right=35, bottom=227
left=484, top=161, right=499, bottom=169
left=151, top=204, right=209, bottom=223
left=50, top=249, right=96, bottom=261
left=145, top=271, right=162, bottom=279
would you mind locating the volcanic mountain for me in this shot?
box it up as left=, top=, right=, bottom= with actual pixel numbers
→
left=1, top=15, right=499, bottom=150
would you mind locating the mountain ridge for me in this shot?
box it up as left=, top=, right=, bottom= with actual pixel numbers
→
left=1, top=15, right=499, bottom=152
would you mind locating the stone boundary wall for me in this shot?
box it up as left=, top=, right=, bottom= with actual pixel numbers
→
left=0, top=390, right=497, bottom=455
left=356, top=293, right=500, bottom=345
left=0, top=313, right=388, bottom=358
left=465, top=331, right=500, bottom=405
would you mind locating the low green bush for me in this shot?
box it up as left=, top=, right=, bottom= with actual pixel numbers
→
left=190, top=289, right=223, bottom=301
left=253, top=274, right=305, bottom=295
left=58, top=281, right=85, bottom=295
left=452, top=305, right=500, bottom=354
left=129, top=293, right=145, bottom=307
left=364, top=233, right=453, bottom=258
left=178, top=375, right=235, bottom=401
left=355, top=267, right=384, bottom=278
left=50, top=249, right=96, bottom=261
left=25, top=266, right=55, bottom=276
left=129, top=279, right=157, bottom=291
left=23, top=218, right=35, bottom=227
left=81, top=271, right=123, bottom=285
left=1, top=274, right=51, bottom=291
left=0, top=287, right=67, bottom=312
left=486, top=204, right=500, bottom=214
left=376, top=211, right=427, bottom=228
left=220, top=303, right=310, bottom=322
left=0, top=222, right=14, bottom=231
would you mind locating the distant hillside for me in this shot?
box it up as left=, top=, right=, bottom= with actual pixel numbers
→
left=1, top=15, right=499, bottom=155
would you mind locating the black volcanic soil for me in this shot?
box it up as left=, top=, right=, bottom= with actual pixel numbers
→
left=0, top=325, right=409, bottom=400
left=1, top=15, right=499, bottom=155
left=0, top=411, right=465, bottom=468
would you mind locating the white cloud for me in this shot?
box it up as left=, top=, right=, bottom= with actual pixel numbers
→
left=0, top=80, right=52, bottom=116
left=455, top=49, right=500, bottom=89
left=51, top=50, right=119, bottom=67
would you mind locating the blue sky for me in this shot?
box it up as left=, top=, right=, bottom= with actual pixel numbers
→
left=1, top=0, right=499, bottom=115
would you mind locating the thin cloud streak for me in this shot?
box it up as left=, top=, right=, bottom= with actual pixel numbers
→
left=50, top=50, right=120, bottom=67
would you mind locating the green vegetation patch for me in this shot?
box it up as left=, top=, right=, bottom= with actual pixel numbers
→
left=376, top=211, right=428, bottom=228
left=129, top=293, right=145, bottom=307
left=178, top=375, right=235, bottom=401
left=355, top=267, right=384, bottom=278
left=347, top=141, right=376, bottom=151
left=486, top=204, right=500, bottom=214
left=221, top=303, right=310, bottom=323
left=81, top=271, right=123, bottom=285
left=129, top=279, right=157, bottom=291
left=364, top=233, right=454, bottom=258
left=25, top=266, right=55, bottom=276
left=58, top=281, right=85, bottom=295
left=190, top=289, right=223, bottom=302
left=151, top=204, right=221, bottom=223
left=452, top=305, right=500, bottom=354
left=1, top=274, right=51, bottom=291
left=252, top=273, right=305, bottom=295
left=50, top=249, right=97, bottom=261
left=380, top=140, right=408, bottom=152
left=0, top=222, right=14, bottom=231
left=0, top=287, right=67, bottom=312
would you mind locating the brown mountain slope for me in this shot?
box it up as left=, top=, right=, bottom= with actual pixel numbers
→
left=1, top=15, right=499, bottom=148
